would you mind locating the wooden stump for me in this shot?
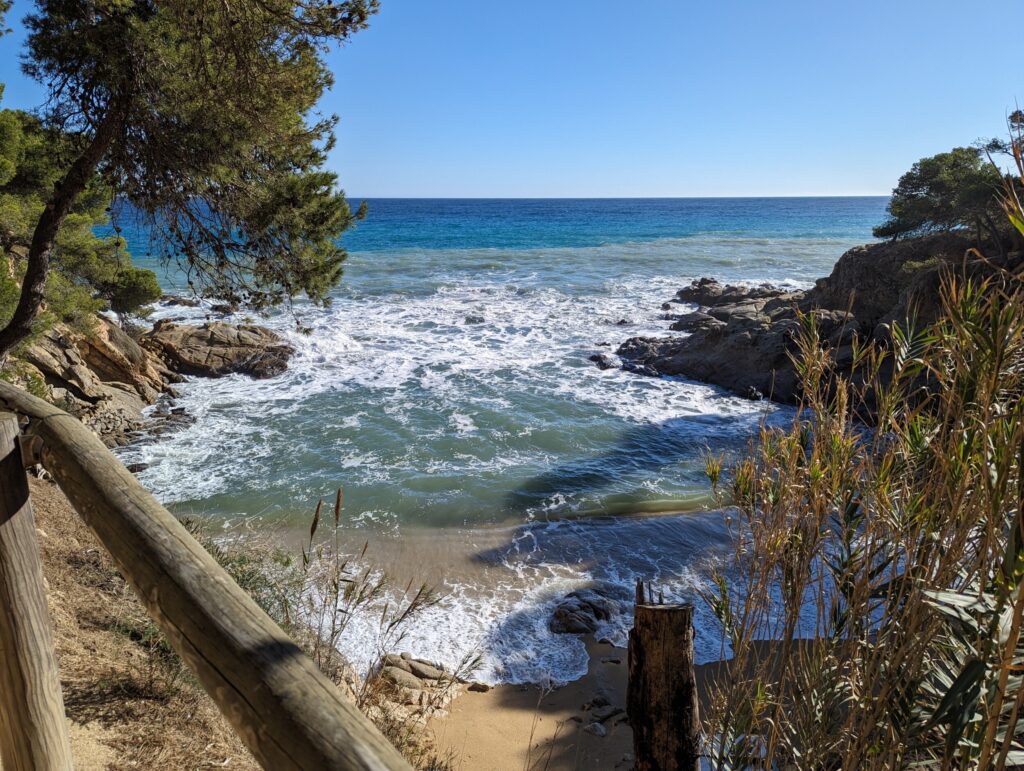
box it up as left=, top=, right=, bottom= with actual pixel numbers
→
left=627, top=581, right=699, bottom=771
left=0, top=412, right=73, bottom=770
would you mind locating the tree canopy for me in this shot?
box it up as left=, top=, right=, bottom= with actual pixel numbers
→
left=0, top=106, right=161, bottom=339
left=0, top=0, right=376, bottom=362
left=873, top=147, right=1006, bottom=244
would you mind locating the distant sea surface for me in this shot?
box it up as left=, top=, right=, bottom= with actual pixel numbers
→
left=116, top=197, right=888, bottom=683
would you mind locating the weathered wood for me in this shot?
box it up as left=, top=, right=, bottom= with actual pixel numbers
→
left=627, top=584, right=700, bottom=771
left=0, top=383, right=410, bottom=771
left=0, top=412, right=74, bottom=771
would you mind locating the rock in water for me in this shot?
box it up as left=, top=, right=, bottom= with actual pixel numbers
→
left=144, top=321, right=294, bottom=379
left=589, top=352, right=618, bottom=370
left=615, top=234, right=978, bottom=404
left=550, top=586, right=624, bottom=634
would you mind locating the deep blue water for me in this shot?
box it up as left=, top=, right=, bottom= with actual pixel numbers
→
left=340, top=196, right=884, bottom=251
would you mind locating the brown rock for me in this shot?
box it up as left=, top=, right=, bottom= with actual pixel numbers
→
left=76, top=317, right=179, bottom=402
left=143, top=321, right=294, bottom=379
left=380, top=665, right=424, bottom=691
left=407, top=659, right=445, bottom=681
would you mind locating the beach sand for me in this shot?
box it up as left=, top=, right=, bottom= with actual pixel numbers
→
left=431, top=639, right=633, bottom=770
left=432, top=639, right=726, bottom=771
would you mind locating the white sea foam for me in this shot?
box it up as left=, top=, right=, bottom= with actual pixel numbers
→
left=115, top=235, right=841, bottom=683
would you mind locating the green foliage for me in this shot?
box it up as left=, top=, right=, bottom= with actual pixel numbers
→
left=20, top=0, right=375, bottom=311
left=874, top=147, right=1006, bottom=241
left=0, top=108, right=161, bottom=338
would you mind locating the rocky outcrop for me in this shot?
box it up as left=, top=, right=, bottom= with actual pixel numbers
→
left=8, top=314, right=296, bottom=445
left=611, top=234, right=983, bottom=403
left=550, top=586, right=625, bottom=635
left=371, top=652, right=468, bottom=718
left=76, top=317, right=182, bottom=402
left=143, top=321, right=294, bottom=379
left=18, top=323, right=173, bottom=446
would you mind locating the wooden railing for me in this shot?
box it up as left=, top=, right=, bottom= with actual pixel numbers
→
left=0, top=382, right=411, bottom=771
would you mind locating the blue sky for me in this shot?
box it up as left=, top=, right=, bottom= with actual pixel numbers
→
left=1, top=0, right=1021, bottom=197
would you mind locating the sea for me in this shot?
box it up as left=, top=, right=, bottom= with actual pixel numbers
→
left=112, top=197, right=888, bottom=685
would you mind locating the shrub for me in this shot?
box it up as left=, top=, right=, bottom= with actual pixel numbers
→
left=703, top=267, right=1024, bottom=768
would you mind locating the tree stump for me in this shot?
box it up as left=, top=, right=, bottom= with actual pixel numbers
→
left=0, top=412, right=73, bottom=770
left=627, top=580, right=699, bottom=771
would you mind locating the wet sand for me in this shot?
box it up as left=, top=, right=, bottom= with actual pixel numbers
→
left=431, top=639, right=729, bottom=771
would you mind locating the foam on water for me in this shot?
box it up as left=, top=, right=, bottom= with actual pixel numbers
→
left=116, top=218, right=882, bottom=684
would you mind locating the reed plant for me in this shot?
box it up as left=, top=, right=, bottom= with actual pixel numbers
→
left=702, top=149, right=1024, bottom=769
left=181, top=489, right=465, bottom=769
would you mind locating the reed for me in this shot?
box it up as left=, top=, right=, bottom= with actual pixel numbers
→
left=702, top=149, right=1024, bottom=768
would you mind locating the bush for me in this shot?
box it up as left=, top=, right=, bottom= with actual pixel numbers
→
left=101, top=266, right=162, bottom=318
left=873, top=147, right=1007, bottom=245
left=703, top=270, right=1024, bottom=767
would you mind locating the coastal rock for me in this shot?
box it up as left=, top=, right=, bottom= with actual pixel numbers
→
left=143, top=321, right=294, bottom=379
left=381, top=665, right=425, bottom=691
left=407, top=659, right=445, bottom=681
left=613, top=234, right=979, bottom=404
left=550, top=586, right=624, bottom=635
left=589, top=352, right=618, bottom=370
left=76, top=317, right=181, bottom=402
left=22, top=326, right=156, bottom=446
left=675, top=277, right=791, bottom=308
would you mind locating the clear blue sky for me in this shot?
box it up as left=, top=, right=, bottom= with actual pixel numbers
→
left=1, top=0, right=1021, bottom=197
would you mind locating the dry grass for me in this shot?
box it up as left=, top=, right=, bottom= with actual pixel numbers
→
left=31, top=477, right=258, bottom=770
left=31, top=477, right=465, bottom=769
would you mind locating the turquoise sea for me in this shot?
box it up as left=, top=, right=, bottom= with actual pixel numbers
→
left=116, top=196, right=888, bottom=683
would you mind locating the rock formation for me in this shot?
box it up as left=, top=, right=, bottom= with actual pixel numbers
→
left=143, top=321, right=294, bottom=379
left=549, top=585, right=625, bottom=635
left=7, top=314, right=294, bottom=446
left=611, top=234, right=987, bottom=403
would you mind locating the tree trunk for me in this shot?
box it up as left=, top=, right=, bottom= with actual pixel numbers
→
left=627, top=581, right=700, bottom=771
left=0, top=105, right=124, bottom=365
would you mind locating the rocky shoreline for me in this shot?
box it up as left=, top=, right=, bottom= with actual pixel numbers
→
left=7, top=300, right=295, bottom=447
left=599, top=233, right=998, bottom=403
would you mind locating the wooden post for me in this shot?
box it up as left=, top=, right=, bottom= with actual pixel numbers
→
left=627, top=579, right=700, bottom=771
left=0, top=412, right=74, bottom=771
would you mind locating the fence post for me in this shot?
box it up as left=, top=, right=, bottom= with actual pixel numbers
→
left=0, top=412, right=74, bottom=771
left=627, top=579, right=700, bottom=771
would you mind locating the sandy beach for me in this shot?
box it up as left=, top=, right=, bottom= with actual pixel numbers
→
left=432, top=639, right=726, bottom=771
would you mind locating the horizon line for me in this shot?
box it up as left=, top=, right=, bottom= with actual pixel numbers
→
left=343, top=193, right=891, bottom=200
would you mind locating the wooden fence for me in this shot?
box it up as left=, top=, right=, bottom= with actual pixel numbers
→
left=0, top=381, right=410, bottom=771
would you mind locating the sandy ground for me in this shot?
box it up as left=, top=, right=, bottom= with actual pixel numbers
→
left=432, top=640, right=633, bottom=771
left=433, top=640, right=725, bottom=771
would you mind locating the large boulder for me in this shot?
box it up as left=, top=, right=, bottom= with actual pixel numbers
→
left=550, top=586, right=625, bottom=635
left=143, top=321, right=294, bottom=379
left=76, top=317, right=180, bottom=402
